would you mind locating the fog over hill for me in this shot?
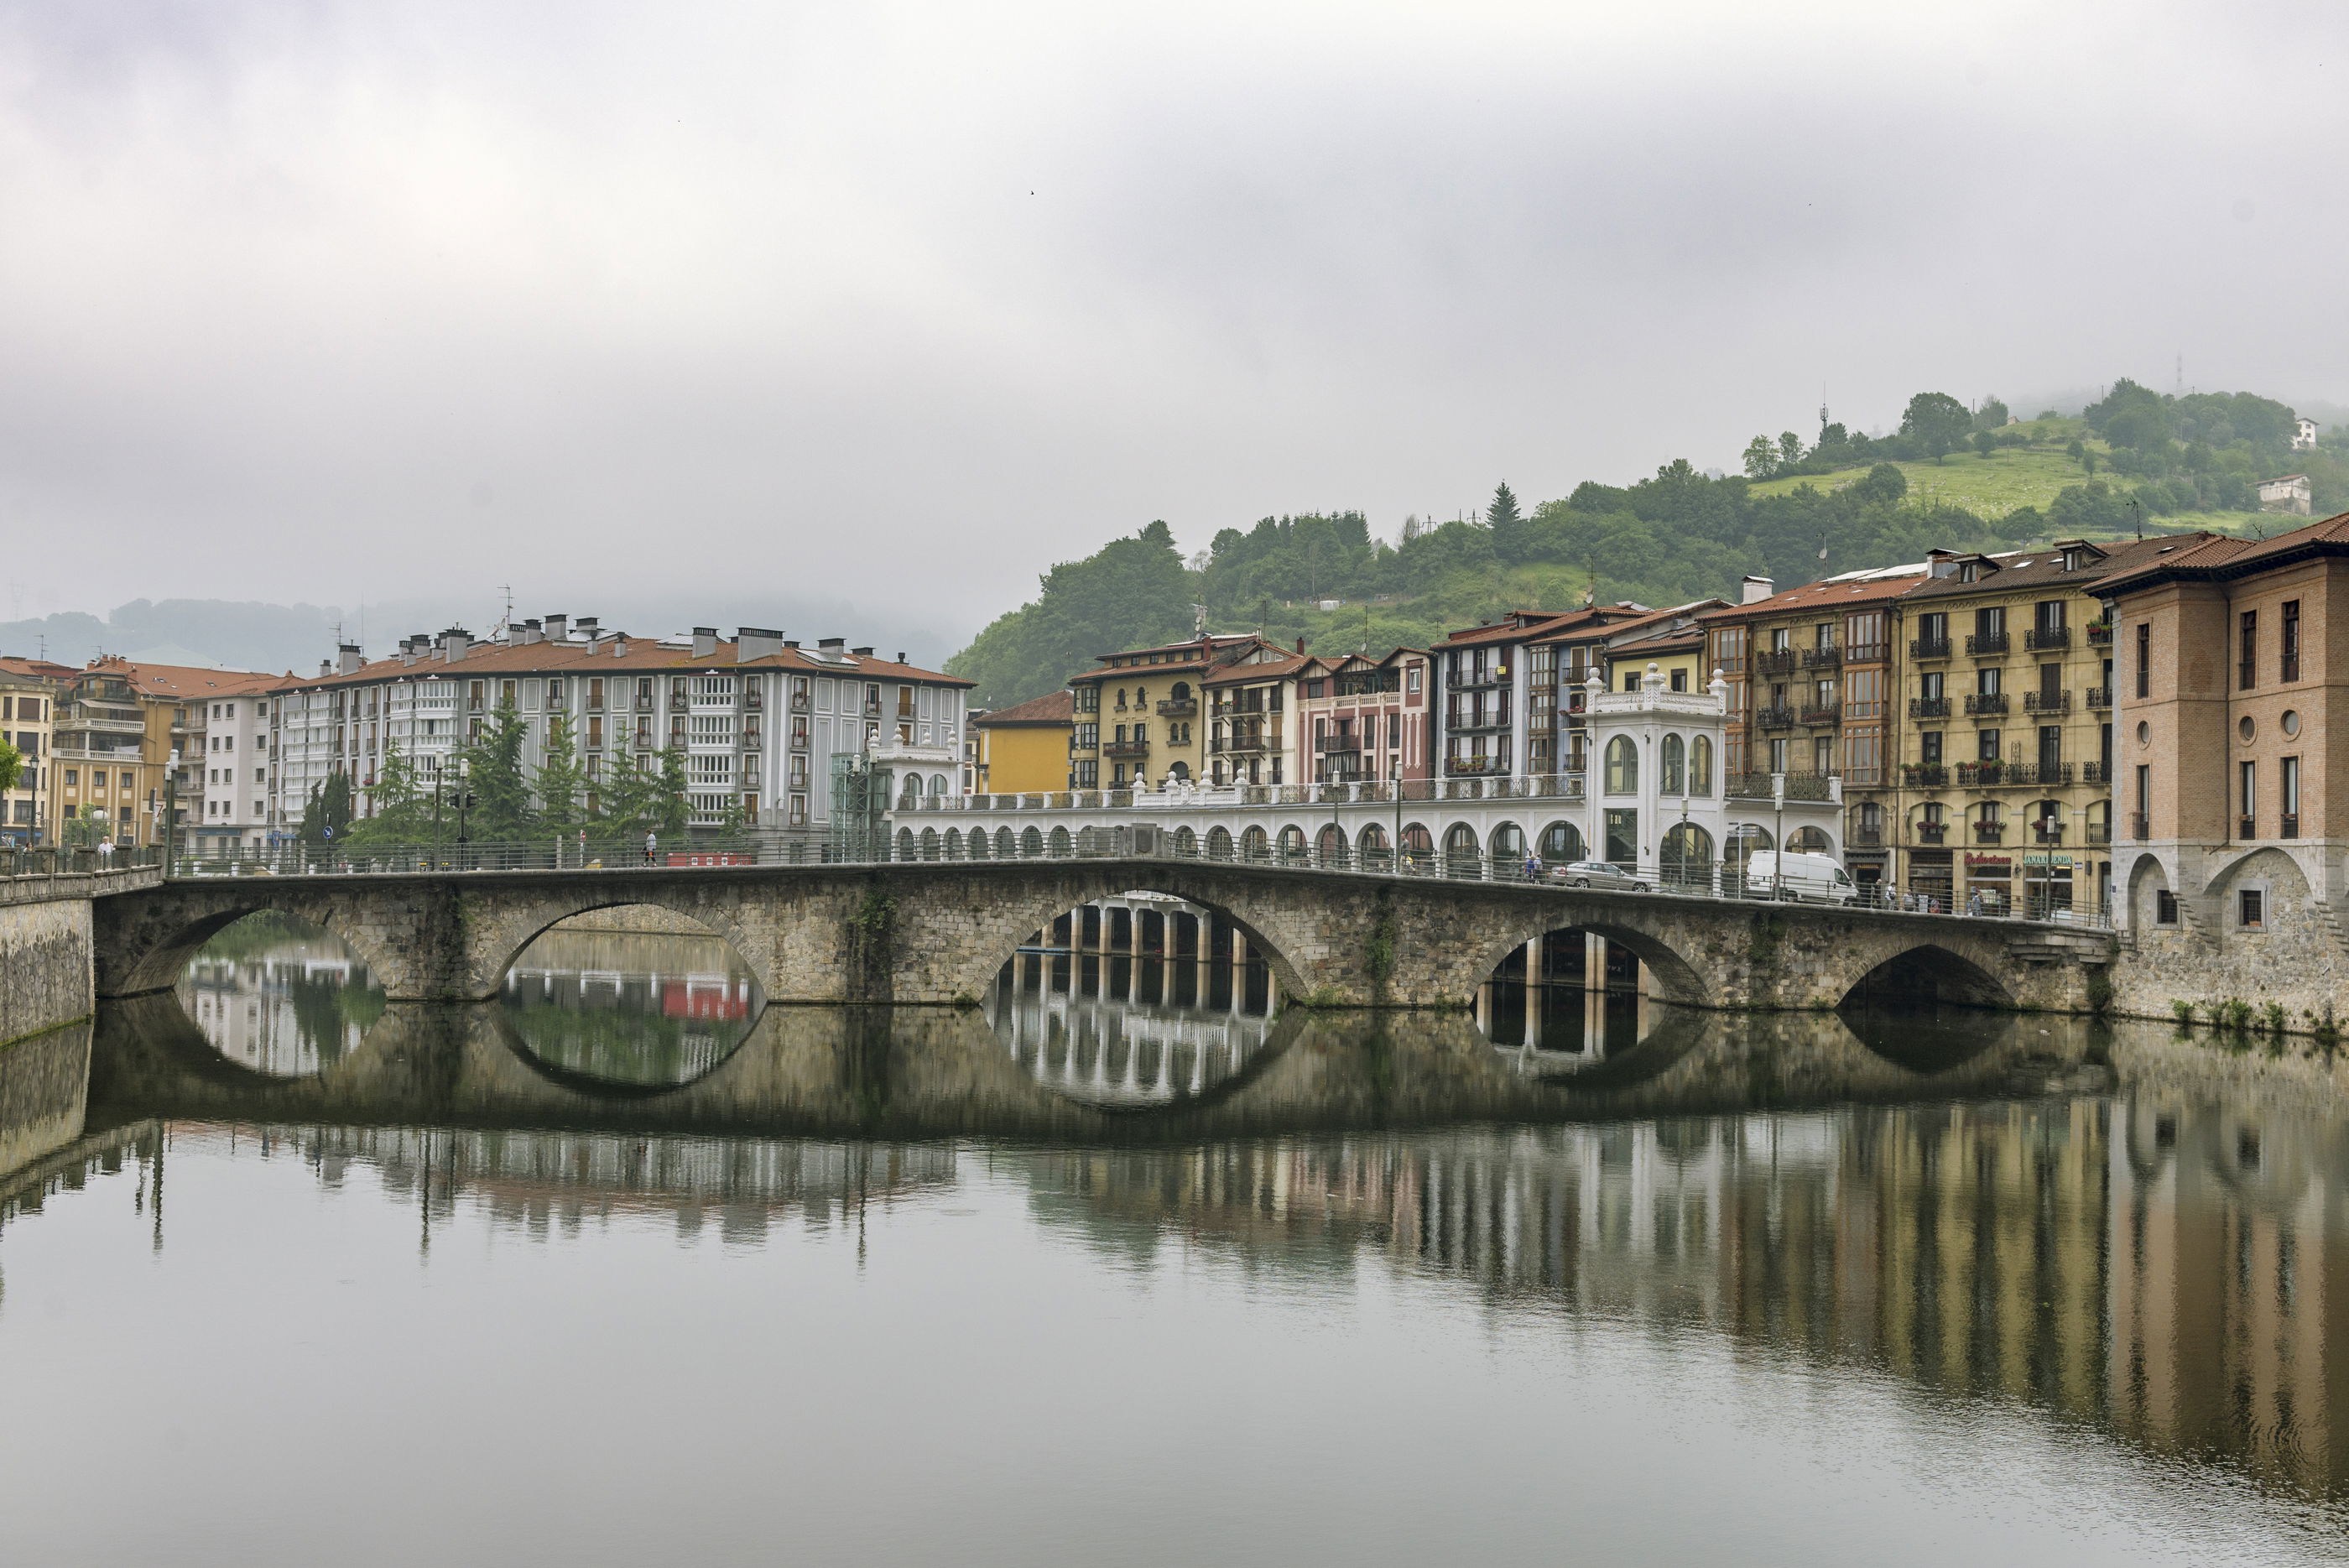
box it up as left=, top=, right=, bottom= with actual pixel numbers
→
left=0, top=591, right=965, bottom=677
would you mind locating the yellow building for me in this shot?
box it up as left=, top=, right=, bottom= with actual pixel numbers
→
left=0, top=656, right=70, bottom=847
left=49, top=659, right=169, bottom=847
left=1066, top=633, right=1286, bottom=790
left=971, top=690, right=1076, bottom=794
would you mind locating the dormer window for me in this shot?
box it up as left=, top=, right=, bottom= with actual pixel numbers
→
left=1958, top=562, right=1980, bottom=583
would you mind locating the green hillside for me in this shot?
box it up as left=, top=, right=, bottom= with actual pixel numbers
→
left=950, top=379, right=2349, bottom=709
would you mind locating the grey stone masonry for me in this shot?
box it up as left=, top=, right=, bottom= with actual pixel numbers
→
left=94, top=859, right=2111, bottom=1013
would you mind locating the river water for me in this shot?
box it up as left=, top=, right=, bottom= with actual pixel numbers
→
left=3, top=904, right=2347, bottom=1565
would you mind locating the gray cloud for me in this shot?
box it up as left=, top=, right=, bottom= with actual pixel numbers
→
left=0, top=0, right=2342, bottom=649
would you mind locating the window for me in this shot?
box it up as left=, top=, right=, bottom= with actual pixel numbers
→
left=1604, top=735, right=1638, bottom=794
left=1406, top=664, right=1423, bottom=694
left=1977, top=730, right=2001, bottom=762
left=1976, top=605, right=2006, bottom=637
left=1920, top=730, right=1943, bottom=764
left=2155, top=889, right=2179, bottom=925
left=1669, top=669, right=1687, bottom=691
left=2283, top=756, right=2301, bottom=836
left=1845, top=667, right=1884, bottom=719
left=2035, top=600, right=2066, bottom=634
left=1977, top=665, right=2003, bottom=695
left=1812, top=736, right=1832, bottom=773
left=1661, top=734, right=1685, bottom=792
left=2239, top=888, right=2265, bottom=930
left=2282, top=600, right=2301, bottom=682
left=2239, top=611, right=2258, bottom=690
left=2240, top=759, right=2257, bottom=839
left=1919, top=670, right=1945, bottom=701
left=2135, top=623, right=2150, bottom=699
left=1767, top=737, right=1788, bottom=772
left=1845, top=730, right=1882, bottom=784
left=1622, top=669, right=1638, bottom=692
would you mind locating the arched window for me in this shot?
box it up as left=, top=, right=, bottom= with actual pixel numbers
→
left=1116, top=688, right=1128, bottom=708
left=965, top=827, right=987, bottom=859
left=896, top=827, right=915, bottom=860
left=1660, top=734, right=1685, bottom=794
left=1604, top=735, right=1639, bottom=795
left=1240, top=826, right=1270, bottom=862
left=944, top=828, right=963, bottom=859
left=899, top=774, right=922, bottom=807
left=931, top=774, right=949, bottom=797
left=1444, top=823, right=1482, bottom=876
left=1540, top=820, right=1584, bottom=862
left=995, top=826, right=1015, bottom=857
left=1490, top=822, right=1524, bottom=860
left=1171, top=681, right=1191, bottom=701
left=1020, top=826, right=1044, bottom=857
left=1787, top=826, right=1832, bottom=852
left=1662, top=822, right=1715, bottom=891
left=1172, top=826, right=1198, bottom=854
left=1207, top=826, right=1236, bottom=861
left=1048, top=826, right=1072, bottom=857
left=1165, top=761, right=1190, bottom=782
left=1284, top=825, right=1313, bottom=863
left=920, top=827, right=940, bottom=860
left=1690, top=736, right=1713, bottom=796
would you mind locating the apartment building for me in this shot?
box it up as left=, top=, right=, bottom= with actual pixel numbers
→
left=1698, top=570, right=1919, bottom=890
left=1204, top=651, right=1312, bottom=786
left=1887, top=537, right=2201, bottom=914
left=0, top=657, right=70, bottom=846
left=266, top=617, right=970, bottom=841
left=1295, top=648, right=1433, bottom=786
left=967, top=690, right=1075, bottom=794
left=2098, top=514, right=2349, bottom=958
left=134, top=666, right=293, bottom=855
left=49, top=659, right=174, bottom=847
left=1065, top=634, right=1285, bottom=789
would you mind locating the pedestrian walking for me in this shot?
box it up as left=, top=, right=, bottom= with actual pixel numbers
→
left=643, top=831, right=657, bottom=866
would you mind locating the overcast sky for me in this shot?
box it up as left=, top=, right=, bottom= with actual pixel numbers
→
left=1, top=0, right=2343, bottom=646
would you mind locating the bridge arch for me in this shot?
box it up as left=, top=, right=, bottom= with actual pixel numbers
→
left=95, top=894, right=420, bottom=1000
left=1839, top=943, right=2013, bottom=1009
left=966, top=867, right=1315, bottom=1004
left=464, top=896, right=772, bottom=1003
left=1460, top=909, right=1710, bottom=1009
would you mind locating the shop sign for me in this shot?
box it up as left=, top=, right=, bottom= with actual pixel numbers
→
left=1964, top=853, right=2012, bottom=870
left=2023, top=852, right=2073, bottom=868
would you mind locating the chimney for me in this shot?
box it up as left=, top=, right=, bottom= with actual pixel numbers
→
left=544, top=614, right=568, bottom=642
left=518, top=617, right=543, bottom=645
left=692, top=626, right=720, bottom=659
left=398, top=638, right=416, bottom=668
left=1925, top=549, right=1959, bottom=579
left=895, top=651, right=905, bottom=664
left=1294, top=637, right=1305, bottom=654
left=784, top=639, right=800, bottom=649
left=319, top=659, right=332, bottom=678
left=852, top=645, right=874, bottom=658
left=737, top=626, right=784, bottom=661
left=818, top=637, right=846, bottom=656
left=576, top=617, right=599, bottom=642
left=440, top=627, right=471, bottom=663
left=1740, top=576, right=1775, bottom=604
left=338, top=643, right=364, bottom=676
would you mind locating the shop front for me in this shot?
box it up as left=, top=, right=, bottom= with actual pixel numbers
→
left=1962, top=851, right=2013, bottom=916
left=1907, top=848, right=1953, bottom=913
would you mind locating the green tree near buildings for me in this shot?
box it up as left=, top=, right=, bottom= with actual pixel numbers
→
left=1899, top=392, right=1971, bottom=463
left=946, top=520, right=1194, bottom=707
left=457, top=701, right=534, bottom=841
left=346, top=742, right=429, bottom=844
left=298, top=772, right=352, bottom=844
left=63, top=803, right=110, bottom=847
left=534, top=713, right=587, bottom=838
left=653, top=746, right=690, bottom=839
left=0, top=735, right=22, bottom=797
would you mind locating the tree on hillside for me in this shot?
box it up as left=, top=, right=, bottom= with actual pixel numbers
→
left=1900, top=392, right=1971, bottom=463
left=1742, top=436, right=1778, bottom=480
left=1972, top=397, right=2010, bottom=430
left=1852, top=463, right=1909, bottom=506
left=945, top=520, right=1194, bottom=707
left=1778, top=432, right=1805, bottom=467
left=1485, top=482, right=1527, bottom=562
left=1972, top=430, right=1997, bottom=459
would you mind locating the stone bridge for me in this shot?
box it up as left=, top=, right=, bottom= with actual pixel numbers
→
left=89, top=859, right=2112, bottom=1013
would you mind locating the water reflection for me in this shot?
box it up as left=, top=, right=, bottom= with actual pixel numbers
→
left=1475, top=928, right=1654, bottom=1065
left=499, top=915, right=765, bottom=1087
left=174, top=912, right=386, bottom=1075
left=991, top=892, right=1273, bottom=1106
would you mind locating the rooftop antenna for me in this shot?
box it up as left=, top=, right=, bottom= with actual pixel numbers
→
left=1193, top=600, right=1207, bottom=638
left=2175, top=352, right=2183, bottom=396
left=494, top=584, right=513, bottom=638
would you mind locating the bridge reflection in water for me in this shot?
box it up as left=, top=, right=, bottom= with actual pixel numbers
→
left=499, top=915, right=766, bottom=1087
left=1475, top=928, right=1654, bottom=1063
left=992, top=893, right=1274, bottom=1106
left=174, top=912, right=388, bottom=1076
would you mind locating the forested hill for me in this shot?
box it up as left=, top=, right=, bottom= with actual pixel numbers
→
left=948, top=382, right=2349, bottom=709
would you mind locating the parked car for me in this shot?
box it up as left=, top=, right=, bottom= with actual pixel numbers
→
left=1742, top=850, right=1858, bottom=904
left=1551, top=860, right=1650, bottom=892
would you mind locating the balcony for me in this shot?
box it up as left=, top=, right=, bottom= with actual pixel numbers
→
left=1801, top=646, right=1843, bottom=670
left=1909, top=636, right=1952, bottom=660
left=1902, top=763, right=1948, bottom=788
left=2032, top=823, right=2065, bottom=844
left=1221, top=736, right=1276, bottom=755
left=1752, top=649, right=1800, bottom=677
left=1973, top=822, right=2006, bottom=844
left=1956, top=762, right=2004, bottom=786
left=1447, top=716, right=1511, bottom=735
left=2024, top=626, right=2071, bottom=651
left=2081, top=761, right=2107, bottom=785
left=2132, top=813, right=2149, bottom=841
left=2283, top=813, right=2301, bottom=840
left=2087, top=822, right=2112, bottom=845
left=1914, top=822, right=1947, bottom=845
left=1446, top=673, right=1512, bottom=693
left=1963, top=692, right=2008, bottom=716
left=1849, top=826, right=1883, bottom=847
left=2086, top=686, right=2112, bottom=710
left=1966, top=632, right=2010, bottom=656
left=790, top=692, right=810, bottom=711
left=1156, top=697, right=1197, bottom=717
left=1315, top=734, right=1362, bottom=753
left=1908, top=696, right=1950, bottom=720
left=2239, top=815, right=2256, bottom=841
left=1102, top=738, right=1150, bottom=759
left=1755, top=706, right=1796, bottom=730
left=2086, top=623, right=2114, bottom=646
left=1799, top=704, right=1841, bottom=726
left=2023, top=690, right=2070, bottom=715
left=1447, top=755, right=1508, bottom=777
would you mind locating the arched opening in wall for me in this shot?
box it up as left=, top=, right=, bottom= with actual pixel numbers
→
left=1490, top=822, right=1525, bottom=868
left=994, top=826, right=1014, bottom=858
left=992, top=890, right=1280, bottom=1107
left=1048, top=826, right=1073, bottom=858
left=945, top=827, right=965, bottom=860
left=1206, top=826, right=1235, bottom=861
left=1355, top=822, right=1389, bottom=872
left=1786, top=826, right=1831, bottom=853
left=1239, top=825, right=1271, bottom=862
left=1444, top=823, right=1482, bottom=878
left=175, top=910, right=387, bottom=1077
left=920, top=826, right=940, bottom=861
left=1298, top=825, right=1329, bottom=867
left=1841, top=943, right=2010, bottom=1028
left=1020, top=826, right=1044, bottom=857
left=896, top=827, right=916, bottom=860
left=1539, top=820, right=1585, bottom=864
left=1400, top=822, right=1434, bottom=873
left=1171, top=826, right=1198, bottom=855
left=1723, top=823, right=1772, bottom=894
left=1660, top=822, right=1715, bottom=894
left=1473, top=924, right=1695, bottom=1066
left=500, top=904, right=765, bottom=1087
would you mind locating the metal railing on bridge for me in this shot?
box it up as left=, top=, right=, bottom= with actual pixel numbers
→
left=163, top=836, right=2107, bottom=929
left=0, top=845, right=165, bottom=884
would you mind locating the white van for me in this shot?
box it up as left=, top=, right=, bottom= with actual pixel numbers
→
left=1742, top=850, right=1858, bottom=905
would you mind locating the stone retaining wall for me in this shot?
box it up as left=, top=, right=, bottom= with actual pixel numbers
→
left=0, top=897, right=94, bottom=1046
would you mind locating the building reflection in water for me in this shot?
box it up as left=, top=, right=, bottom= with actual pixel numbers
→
left=1023, top=1088, right=2349, bottom=1503
left=500, top=912, right=766, bottom=1087
left=174, top=913, right=386, bottom=1076
left=988, top=893, right=1274, bottom=1107
left=1476, top=928, right=1656, bottom=1065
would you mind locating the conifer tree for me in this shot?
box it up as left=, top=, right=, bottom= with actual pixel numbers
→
left=654, top=745, right=690, bottom=838
left=350, top=742, right=427, bottom=843
left=458, top=700, right=534, bottom=841
left=1485, top=482, right=1528, bottom=563
left=534, top=713, right=586, bottom=838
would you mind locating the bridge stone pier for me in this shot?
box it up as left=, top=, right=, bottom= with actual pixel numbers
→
left=90, top=859, right=2112, bottom=1013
